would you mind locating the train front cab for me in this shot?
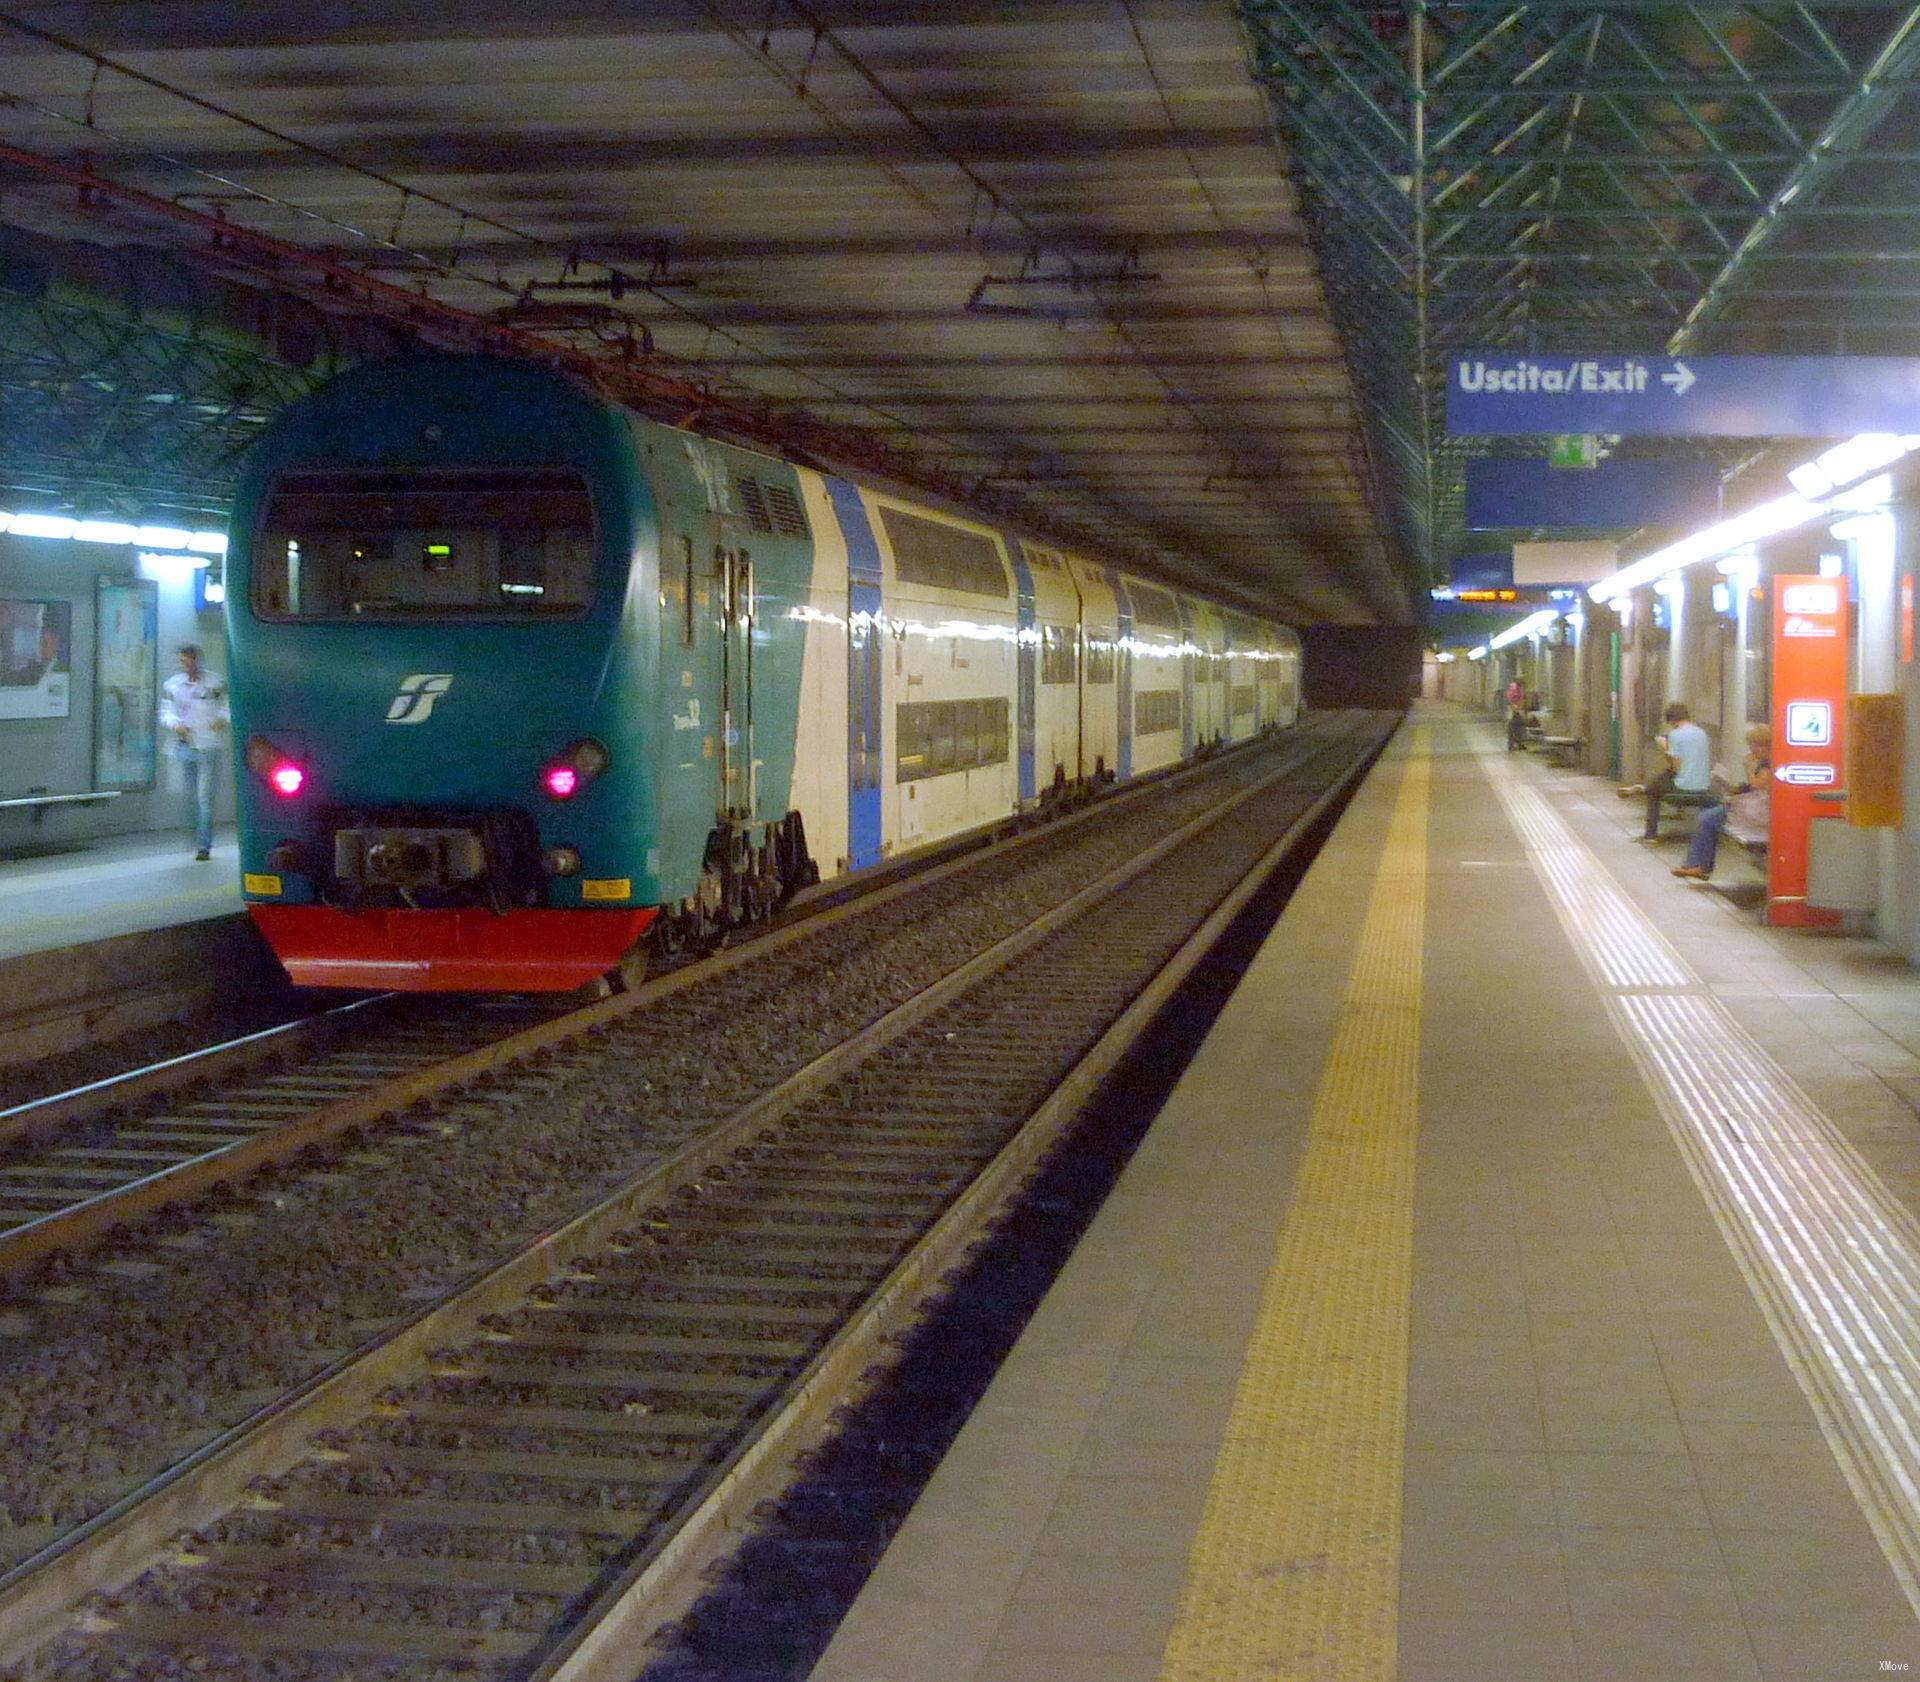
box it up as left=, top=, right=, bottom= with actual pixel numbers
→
left=228, top=360, right=662, bottom=991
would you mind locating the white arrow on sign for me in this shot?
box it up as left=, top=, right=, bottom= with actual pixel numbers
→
left=1661, top=362, right=1696, bottom=397
left=1775, top=762, right=1837, bottom=786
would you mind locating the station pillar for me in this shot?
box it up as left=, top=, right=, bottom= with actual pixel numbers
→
left=1580, top=598, right=1619, bottom=779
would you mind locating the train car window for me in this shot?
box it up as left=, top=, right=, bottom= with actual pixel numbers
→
left=879, top=507, right=1007, bottom=599
left=955, top=699, right=979, bottom=768
left=1128, top=585, right=1181, bottom=632
left=896, top=700, right=928, bottom=780
left=896, top=697, right=1010, bottom=781
left=1135, top=689, right=1182, bottom=736
left=253, top=469, right=596, bottom=622
left=1085, top=636, right=1116, bottom=685
left=1040, top=623, right=1077, bottom=685
left=1232, top=684, right=1256, bottom=716
left=929, top=703, right=957, bottom=773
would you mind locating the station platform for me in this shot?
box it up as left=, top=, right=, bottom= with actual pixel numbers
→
left=810, top=701, right=1920, bottom=1682
left=0, top=824, right=240, bottom=963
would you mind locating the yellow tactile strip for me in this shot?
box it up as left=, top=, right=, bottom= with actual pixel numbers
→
left=1157, top=730, right=1429, bottom=1682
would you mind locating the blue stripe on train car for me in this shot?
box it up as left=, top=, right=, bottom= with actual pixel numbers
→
left=1010, top=541, right=1036, bottom=804
left=1107, top=568, right=1134, bottom=781
left=1176, top=594, right=1195, bottom=759
left=826, top=478, right=885, bottom=870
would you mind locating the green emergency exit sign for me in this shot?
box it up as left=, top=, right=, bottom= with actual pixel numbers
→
left=1548, top=435, right=1599, bottom=469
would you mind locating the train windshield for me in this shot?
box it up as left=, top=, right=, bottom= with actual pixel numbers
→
left=252, top=469, right=597, bottom=622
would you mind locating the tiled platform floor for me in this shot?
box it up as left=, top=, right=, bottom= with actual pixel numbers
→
left=0, top=825, right=239, bottom=960
left=808, top=704, right=1920, bottom=1682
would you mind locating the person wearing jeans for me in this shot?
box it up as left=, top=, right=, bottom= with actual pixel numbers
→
left=1641, top=701, right=1714, bottom=840
left=159, top=643, right=229, bottom=860
left=1674, top=725, right=1771, bottom=882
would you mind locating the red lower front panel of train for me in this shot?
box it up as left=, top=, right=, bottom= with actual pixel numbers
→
left=249, top=905, right=659, bottom=991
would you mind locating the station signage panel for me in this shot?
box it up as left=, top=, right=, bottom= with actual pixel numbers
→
left=1447, top=352, right=1920, bottom=438
left=1464, top=457, right=1720, bottom=530
left=1770, top=576, right=1847, bottom=928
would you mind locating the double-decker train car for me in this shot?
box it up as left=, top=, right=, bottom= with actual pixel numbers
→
left=226, top=355, right=1302, bottom=991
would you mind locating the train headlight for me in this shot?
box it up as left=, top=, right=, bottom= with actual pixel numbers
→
left=542, top=845, right=582, bottom=877
left=542, top=738, right=610, bottom=799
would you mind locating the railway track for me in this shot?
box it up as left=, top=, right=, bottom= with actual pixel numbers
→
left=0, top=718, right=1350, bottom=1286
left=0, top=711, right=1393, bottom=1682
left=0, top=999, right=558, bottom=1278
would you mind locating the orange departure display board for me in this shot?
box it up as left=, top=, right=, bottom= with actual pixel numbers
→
left=1770, top=575, right=1847, bottom=928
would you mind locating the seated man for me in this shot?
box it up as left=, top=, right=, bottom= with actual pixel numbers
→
left=1641, top=702, right=1714, bottom=841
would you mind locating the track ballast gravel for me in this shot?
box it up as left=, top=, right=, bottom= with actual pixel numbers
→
left=0, top=720, right=1361, bottom=1577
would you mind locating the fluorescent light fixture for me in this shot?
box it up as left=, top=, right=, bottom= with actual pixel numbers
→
left=137, top=550, right=211, bottom=584
left=1486, top=608, right=1559, bottom=652
left=0, top=510, right=232, bottom=554
left=1654, top=572, right=1685, bottom=596
left=1588, top=492, right=1819, bottom=602
left=72, top=520, right=137, bottom=546
left=1786, top=433, right=1918, bottom=500
left=9, top=513, right=77, bottom=540
left=1429, top=585, right=1457, bottom=601
left=1590, top=432, right=1920, bottom=604
left=1435, top=650, right=1456, bottom=663
left=1829, top=473, right=1893, bottom=514
left=1468, top=646, right=1488, bottom=661
left=1712, top=583, right=1731, bottom=614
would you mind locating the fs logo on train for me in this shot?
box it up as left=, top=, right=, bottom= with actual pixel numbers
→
left=385, top=674, right=455, bottom=724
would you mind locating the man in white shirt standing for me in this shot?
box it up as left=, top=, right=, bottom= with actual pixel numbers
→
left=1643, top=700, right=1714, bottom=841
left=159, top=643, right=229, bottom=860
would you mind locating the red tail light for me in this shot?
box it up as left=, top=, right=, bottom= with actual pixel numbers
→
left=541, top=738, right=608, bottom=800
left=246, top=735, right=305, bottom=798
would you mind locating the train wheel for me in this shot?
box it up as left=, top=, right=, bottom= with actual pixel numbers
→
left=605, top=948, right=650, bottom=994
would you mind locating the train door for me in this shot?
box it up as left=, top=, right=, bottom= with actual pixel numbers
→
left=848, top=581, right=883, bottom=864
left=714, top=545, right=755, bottom=818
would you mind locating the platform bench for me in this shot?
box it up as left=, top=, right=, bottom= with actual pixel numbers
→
left=0, top=790, right=121, bottom=825
left=1538, top=734, right=1584, bottom=767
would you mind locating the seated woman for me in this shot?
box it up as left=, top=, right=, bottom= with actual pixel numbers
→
left=1673, top=722, right=1771, bottom=882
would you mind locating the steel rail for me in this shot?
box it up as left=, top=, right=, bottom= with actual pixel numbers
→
left=0, top=996, right=388, bottom=1154
left=0, top=722, right=1338, bottom=1284
left=0, top=714, right=1390, bottom=1676
left=535, top=725, right=1390, bottom=1682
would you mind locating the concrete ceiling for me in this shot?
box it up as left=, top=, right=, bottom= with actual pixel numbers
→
left=0, top=1, right=1411, bottom=623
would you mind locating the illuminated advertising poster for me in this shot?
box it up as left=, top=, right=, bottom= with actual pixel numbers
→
left=93, top=577, right=158, bottom=791
left=1769, top=575, right=1847, bottom=927
left=0, top=598, right=72, bottom=720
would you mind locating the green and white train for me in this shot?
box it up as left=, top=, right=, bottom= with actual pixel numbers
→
left=226, top=355, right=1303, bottom=990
